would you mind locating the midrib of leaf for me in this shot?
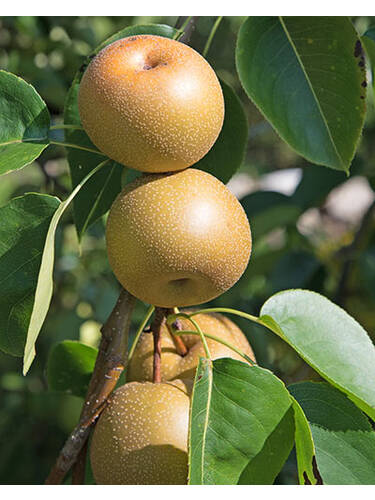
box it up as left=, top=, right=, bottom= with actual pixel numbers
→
left=0, top=137, right=48, bottom=146
left=278, top=16, right=345, bottom=170
left=201, top=366, right=212, bottom=483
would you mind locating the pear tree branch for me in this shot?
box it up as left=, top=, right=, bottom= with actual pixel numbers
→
left=45, top=288, right=136, bottom=484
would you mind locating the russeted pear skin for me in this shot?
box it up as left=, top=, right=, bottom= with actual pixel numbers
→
left=78, top=34, right=224, bottom=173
left=127, top=311, right=256, bottom=382
left=106, top=168, right=252, bottom=307
left=90, top=380, right=190, bottom=484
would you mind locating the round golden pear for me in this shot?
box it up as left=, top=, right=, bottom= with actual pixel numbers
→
left=78, top=34, right=224, bottom=173
left=90, top=379, right=190, bottom=484
left=106, top=168, right=252, bottom=307
left=127, top=311, right=256, bottom=382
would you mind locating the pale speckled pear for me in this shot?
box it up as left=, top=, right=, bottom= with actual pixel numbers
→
left=90, top=380, right=190, bottom=484
left=127, top=311, right=256, bottom=382
left=78, top=34, right=224, bottom=173
left=105, top=168, right=252, bottom=307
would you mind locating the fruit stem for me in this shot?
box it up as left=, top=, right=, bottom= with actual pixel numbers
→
left=128, top=304, right=155, bottom=365
left=45, top=288, right=136, bottom=484
left=166, top=308, right=188, bottom=356
left=169, top=312, right=211, bottom=359
left=151, top=307, right=166, bottom=383
left=50, top=124, right=85, bottom=131
left=188, top=307, right=261, bottom=326
left=171, top=329, right=256, bottom=366
left=49, top=140, right=107, bottom=157
left=203, top=16, right=223, bottom=58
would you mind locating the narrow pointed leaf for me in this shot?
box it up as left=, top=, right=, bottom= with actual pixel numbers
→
left=23, top=160, right=108, bottom=374
left=0, top=193, right=60, bottom=357
left=260, top=290, right=375, bottom=420
left=290, top=382, right=375, bottom=485
left=236, top=17, right=366, bottom=172
left=47, top=340, right=98, bottom=398
left=64, top=24, right=177, bottom=240
left=0, top=71, right=50, bottom=175
left=195, top=80, right=248, bottom=184
left=188, top=357, right=293, bottom=484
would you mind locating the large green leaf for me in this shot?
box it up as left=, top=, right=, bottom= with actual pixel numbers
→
left=260, top=290, right=375, bottom=420
left=236, top=17, right=366, bottom=173
left=290, top=382, right=375, bottom=485
left=47, top=340, right=98, bottom=398
left=194, top=80, right=248, bottom=184
left=23, top=160, right=108, bottom=374
left=0, top=71, right=50, bottom=175
left=0, top=193, right=60, bottom=357
left=64, top=24, right=177, bottom=240
left=188, top=357, right=293, bottom=484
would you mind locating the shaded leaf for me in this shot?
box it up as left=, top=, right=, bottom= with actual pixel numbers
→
left=292, top=164, right=346, bottom=209
left=290, top=382, right=375, bottom=485
left=47, top=340, right=98, bottom=398
left=290, top=395, right=316, bottom=484
left=0, top=71, right=50, bottom=175
left=260, top=290, right=375, bottom=420
left=195, top=79, right=248, bottom=184
left=241, top=191, right=301, bottom=241
left=270, top=251, right=320, bottom=293
left=188, top=357, right=293, bottom=484
left=64, top=24, right=177, bottom=240
left=236, top=17, right=366, bottom=172
left=0, top=193, right=60, bottom=357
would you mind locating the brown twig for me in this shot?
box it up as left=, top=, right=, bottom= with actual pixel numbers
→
left=71, top=438, right=89, bottom=484
left=151, top=307, right=166, bottom=383
left=45, top=289, right=136, bottom=484
left=177, top=16, right=199, bottom=45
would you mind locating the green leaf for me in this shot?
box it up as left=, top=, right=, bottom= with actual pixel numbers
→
left=47, top=340, right=98, bottom=398
left=238, top=405, right=295, bottom=484
left=195, top=80, right=248, bottom=184
left=290, top=395, right=316, bottom=485
left=0, top=71, right=50, bottom=175
left=23, top=160, right=108, bottom=374
left=260, top=290, right=375, bottom=420
left=290, top=382, right=375, bottom=485
left=188, top=357, right=293, bottom=484
left=236, top=17, right=366, bottom=173
left=0, top=193, right=60, bottom=357
left=64, top=24, right=177, bottom=240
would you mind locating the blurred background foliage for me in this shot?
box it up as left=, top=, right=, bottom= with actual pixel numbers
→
left=0, top=15, right=375, bottom=484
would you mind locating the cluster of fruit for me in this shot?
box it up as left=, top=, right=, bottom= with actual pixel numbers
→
left=78, top=34, right=253, bottom=484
